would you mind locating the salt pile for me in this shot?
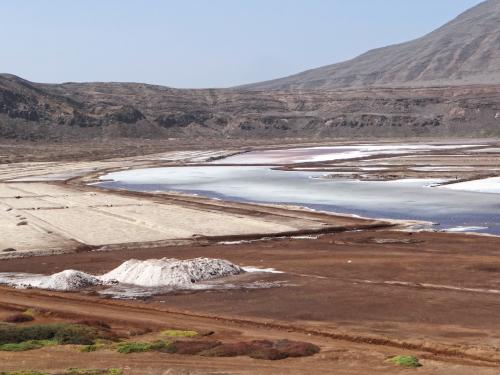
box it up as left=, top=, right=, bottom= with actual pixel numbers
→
left=0, top=258, right=247, bottom=292
left=100, top=258, right=244, bottom=287
left=0, top=270, right=102, bottom=291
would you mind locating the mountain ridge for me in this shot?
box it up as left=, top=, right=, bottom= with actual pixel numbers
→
left=240, top=0, right=500, bottom=90
left=2, top=72, right=500, bottom=140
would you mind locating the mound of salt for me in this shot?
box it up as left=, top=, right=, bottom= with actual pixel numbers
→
left=14, top=270, right=102, bottom=291
left=100, top=257, right=244, bottom=288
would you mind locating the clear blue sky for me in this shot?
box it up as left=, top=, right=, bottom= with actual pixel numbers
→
left=0, top=0, right=484, bottom=88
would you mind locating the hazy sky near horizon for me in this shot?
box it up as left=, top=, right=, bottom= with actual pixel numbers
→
left=1, top=0, right=484, bottom=88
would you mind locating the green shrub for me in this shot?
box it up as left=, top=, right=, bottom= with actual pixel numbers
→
left=23, top=309, right=37, bottom=318
left=161, top=329, right=198, bottom=338
left=116, top=340, right=168, bottom=354
left=54, top=325, right=96, bottom=345
left=0, top=340, right=57, bottom=352
left=0, top=324, right=97, bottom=346
left=387, top=355, right=422, bottom=368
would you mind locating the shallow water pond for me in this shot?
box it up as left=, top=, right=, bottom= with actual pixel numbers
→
left=98, top=165, right=500, bottom=235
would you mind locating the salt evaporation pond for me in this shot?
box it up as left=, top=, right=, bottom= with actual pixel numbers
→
left=215, top=144, right=477, bottom=164
left=98, top=162, right=500, bottom=235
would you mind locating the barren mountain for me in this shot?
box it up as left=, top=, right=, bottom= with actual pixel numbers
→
left=1, top=73, right=500, bottom=140
left=241, top=0, right=500, bottom=90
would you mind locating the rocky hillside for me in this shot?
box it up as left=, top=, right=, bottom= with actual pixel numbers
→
left=1, top=74, right=500, bottom=140
left=242, top=0, right=500, bottom=90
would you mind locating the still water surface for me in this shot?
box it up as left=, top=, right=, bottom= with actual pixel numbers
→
left=98, top=165, right=500, bottom=235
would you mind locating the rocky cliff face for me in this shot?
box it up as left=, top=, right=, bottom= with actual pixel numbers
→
left=241, top=0, right=500, bottom=90
left=1, top=74, right=500, bottom=140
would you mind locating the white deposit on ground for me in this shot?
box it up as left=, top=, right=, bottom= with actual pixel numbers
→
left=441, top=177, right=500, bottom=194
left=0, top=270, right=102, bottom=291
left=446, top=226, right=489, bottom=233
left=218, top=144, right=479, bottom=164
left=0, top=258, right=267, bottom=292
left=100, top=257, right=243, bottom=287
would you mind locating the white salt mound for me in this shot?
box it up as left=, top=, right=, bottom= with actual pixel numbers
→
left=3, top=270, right=101, bottom=291
left=100, top=257, right=244, bottom=288
left=0, top=258, right=245, bottom=291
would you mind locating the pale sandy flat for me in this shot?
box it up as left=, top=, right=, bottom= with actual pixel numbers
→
left=1, top=181, right=330, bottom=251
left=0, top=206, right=75, bottom=252
left=28, top=207, right=171, bottom=245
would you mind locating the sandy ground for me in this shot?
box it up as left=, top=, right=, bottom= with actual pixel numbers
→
left=1, top=181, right=366, bottom=254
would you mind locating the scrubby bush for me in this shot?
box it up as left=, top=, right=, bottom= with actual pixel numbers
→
left=116, top=340, right=168, bottom=354
left=200, top=342, right=253, bottom=357
left=53, top=325, right=96, bottom=345
left=3, top=314, right=34, bottom=323
left=0, top=324, right=98, bottom=346
left=273, top=339, right=320, bottom=357
left=0, top=339, right=57, bottom=352
left=160, top=340, right=221, bottom=355
left=161, top=329, right=198, bottom=338
left=199, top=339, right=320, bottom=360
left=387, top=355, right=422, bottom=368
left=80, top=339, right=109, bottom=353
left=75, top=321, right=111, bottom=331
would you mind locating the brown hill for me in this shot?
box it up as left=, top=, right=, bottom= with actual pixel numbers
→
left=1, top=74, right=500, bottom=140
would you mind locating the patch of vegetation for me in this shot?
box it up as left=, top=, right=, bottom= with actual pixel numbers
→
left=111, top=336, right=320, bottom=361
left=80, top=340, right=109, bottom=353
left=116, top=340, right=168, bottom=354
left=0, top=339, right=57, bottom=352
left=23, top=309, right=37, bottom=318
left=161, top=329, right=198, bottom=338
left=3, top=313, right=34, bottom=323
left=387, top=355, right=422, bottom=368
left=75, top=321, right=111, bottom=331
left=80, top=343, right=99, bottom=352
left=161, top=340, right=221, bottom=355
left=53, top=325, right=97, bottom=345
left=199, top=339, right=320, bottom=360
left=0, top=323, right=98, bottom=346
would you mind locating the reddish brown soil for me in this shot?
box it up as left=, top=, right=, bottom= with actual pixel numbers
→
left=1, top=230, right=500, bottom=374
